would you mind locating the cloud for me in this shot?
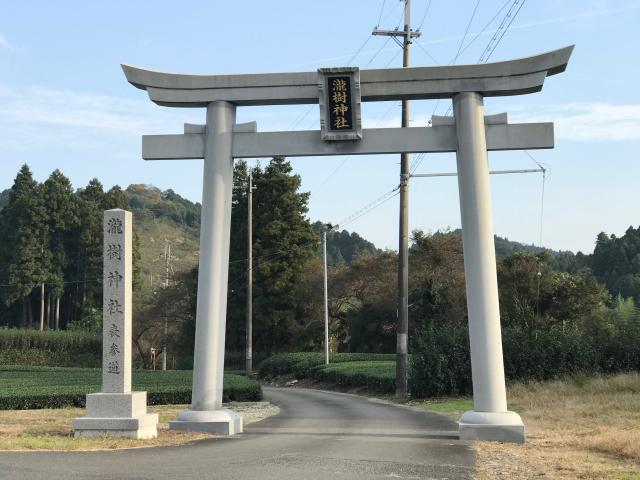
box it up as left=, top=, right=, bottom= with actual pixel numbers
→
left=0, top=84, right=312, bottom=154
left=510, top=103, right=640, bottom=142
left=365, top=102, right=640, bottom=143
left=0, top=84, right=205, bottom=152
left=0, top=34, right=16, bottom=51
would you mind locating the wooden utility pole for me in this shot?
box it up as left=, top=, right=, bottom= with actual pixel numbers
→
left=321, top=223, right=338, bottom=365
left=373, top=0, right=421, bottom=398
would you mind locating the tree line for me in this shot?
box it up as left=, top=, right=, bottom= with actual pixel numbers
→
left=0, top=165, right=140, bottom=330
left=2, top=159, right=639, bottom=369
left=152, top=158, right=640, bottom=365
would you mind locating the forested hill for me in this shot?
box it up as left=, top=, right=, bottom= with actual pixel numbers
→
left=0, top=189, right=9, bottom=210
left=121, top=186, right=385, bottom=284
left=312, top=221, right=380, bottom=266
left=124, top=185, right=202, bottom=290
left=449, top=228, right=555, bottom=256
left=0, top=185, right=575, bottom=273
left=0, top=181, right=382, bottom=294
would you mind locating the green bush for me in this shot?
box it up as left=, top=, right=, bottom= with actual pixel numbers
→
left=312, top=361, right=396, bottom=393
left=258, top=352, right=396, bottom=394
left=408, top=324, right=472, bottom=398
left=408, top=322, right=640, bottom=398
left=0, top=366, right=261, bottom=410
left=0, top=328, right=101, bottom=353
left=0, top=329, right=102, bottom=367
left=258, top=352, right=395, bottom=379
left=0, top=349, right=100, bottom=368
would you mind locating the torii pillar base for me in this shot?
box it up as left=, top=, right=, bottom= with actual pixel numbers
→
left=459, top=411, right=524, bottom=443
left=169, top=409, right=243, bottom=435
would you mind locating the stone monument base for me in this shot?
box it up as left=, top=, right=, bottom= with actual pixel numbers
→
left=169, top=408, right=243, bottom=435
left=73, top=391, right=158, bottom=439
left=458, top=410, right=525, bottom=443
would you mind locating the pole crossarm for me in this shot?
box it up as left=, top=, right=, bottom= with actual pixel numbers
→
left=411, top=168, right=544, bottom=178
left=121, top=46, right=573, bottom=107
left=141, top=122, right=553, bottom=160
left=372, top=27, right=422, bottom=38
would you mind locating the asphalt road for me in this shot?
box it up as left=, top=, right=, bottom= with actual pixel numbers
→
left=0, top=387, right=475, bottom=480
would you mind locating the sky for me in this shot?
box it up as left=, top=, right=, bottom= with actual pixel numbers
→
left=1, top=0, right=639, bottom=254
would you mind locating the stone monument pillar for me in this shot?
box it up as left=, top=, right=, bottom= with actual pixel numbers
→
left=453, top=92, right=525, bottom=443
left=73, top=209, right=158, bottom=439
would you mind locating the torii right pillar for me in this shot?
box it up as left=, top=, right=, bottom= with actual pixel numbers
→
left=454, top=91, right=525, bottom=443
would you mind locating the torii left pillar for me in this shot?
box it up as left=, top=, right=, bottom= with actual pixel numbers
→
left=169, top=101, right=243, bottom=434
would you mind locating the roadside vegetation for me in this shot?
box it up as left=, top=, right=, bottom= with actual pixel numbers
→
left=0, top=366, right=261, bottom=409
left=0, top=402, right=278, bottom=451
left=258, top=352, right=396, bottom=393
left=0, top=329, right=101, bottom=367
left=420, top=373, right=640, bottom=480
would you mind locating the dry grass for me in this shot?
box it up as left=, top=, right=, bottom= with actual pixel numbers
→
left=470, top=373, right=640, bottom=479
left=0, top=402, right=278, bottom=451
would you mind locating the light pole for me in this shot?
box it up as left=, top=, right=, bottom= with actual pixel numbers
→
left=246, top=171, right=256, bottom=377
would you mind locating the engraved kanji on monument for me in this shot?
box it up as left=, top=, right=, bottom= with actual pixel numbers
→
left=103, top=212, right=129, bottom=392
left=73, top=209, right=158, bottom=439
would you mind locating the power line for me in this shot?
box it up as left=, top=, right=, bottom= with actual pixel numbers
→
left=227, top=239, right=320, bottom=293
left=337, top=185, right=401, bottom=229
left=456, top=0, right=513, bottom=58
left=229, top=249, right=292, bottom=265
left=430, top=0, right=483, bottom=119
left=413, top=40, right=440, bottom=65
left=479, top=0, right=526, bottom=63
left=417, top=0, right=434, bottom=30
left=413, top=0, right=525, bottom=179
left=441, top=0, right=527, bottom=117
left=377, top=0, right=388, bottom=27
left=0, top=278, right=102, bottom=289
left=287, top=6, right=402, bottom=132
left=310, top=51, right=403, bottom=187
left=453, top=0, right=482, bottom=63
left=303, top=38, right=400, bottom=131
left=346, top=36, right=373, bottom=66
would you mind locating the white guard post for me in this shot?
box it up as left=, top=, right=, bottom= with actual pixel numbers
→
left=73, top=209, right=158, bottom=439
left=123, top=46, right=574, bottom=441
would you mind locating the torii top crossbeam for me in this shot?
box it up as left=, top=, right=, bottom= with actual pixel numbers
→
left=122, top=46, right=573, bottom=107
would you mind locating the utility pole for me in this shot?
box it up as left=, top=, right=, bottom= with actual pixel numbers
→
left=162, top=240, right=172, bottom=371
left=322, top=223, right=337, bottom=365
left=246, top=172, right=257, bottom=376
left=373, top=0, right=420, bottom=398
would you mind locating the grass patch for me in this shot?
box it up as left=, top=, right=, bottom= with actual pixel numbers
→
left=0, top=402, right=279, bottom=451
left=422, top=398, right=473, bottom=418
left=0, top=366, right=261, bottom=409
left=420, top=398, right=522, bottom=420
left=419, top=373, right=640, bottom=479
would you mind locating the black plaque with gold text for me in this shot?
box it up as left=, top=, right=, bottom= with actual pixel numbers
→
left=318, top=67, right=362, bottom=141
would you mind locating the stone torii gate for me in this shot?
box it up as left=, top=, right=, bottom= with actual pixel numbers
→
left=123, top=45, right=573, bottom=442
